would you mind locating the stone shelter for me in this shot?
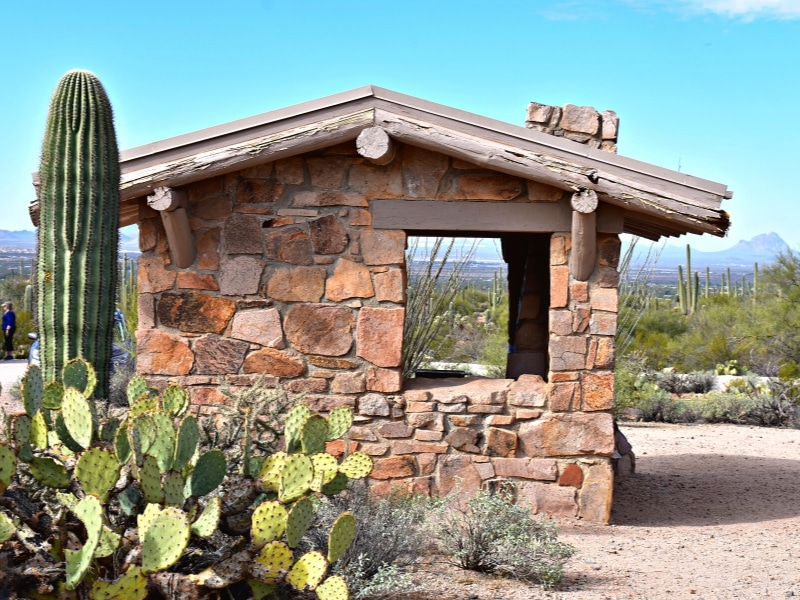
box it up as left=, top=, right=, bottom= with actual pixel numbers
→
left=33, top=86, right=731, bottom=522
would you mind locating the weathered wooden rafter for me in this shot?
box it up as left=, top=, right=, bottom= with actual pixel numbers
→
left=146, top=187, right=196, bottom=269
left=28, top=86, right=731, bottom=241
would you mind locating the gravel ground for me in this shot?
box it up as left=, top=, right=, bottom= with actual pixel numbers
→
left=411, top=422, right=800, bottom=600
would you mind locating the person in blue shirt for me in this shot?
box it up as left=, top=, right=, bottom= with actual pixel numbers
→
left=2, top=301, right=16, bottom=360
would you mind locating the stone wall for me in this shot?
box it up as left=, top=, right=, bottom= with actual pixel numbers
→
left=135, top=138, right=619, bottom=523
left=526, top=102, right=619, bottom=153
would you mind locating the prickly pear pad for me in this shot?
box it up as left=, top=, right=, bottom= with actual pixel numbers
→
left=326, top=407, right=353, bottom=441
left=338, top=452, right=373, bottom=479
left=65, top=495, right=103, bottom=589
left=29, top=457, right=70, bottom=488
left=61, top=387, right=93, bottom=449
left=286, top=550, right=328, bottom=591
left=257, top=452, right=286, bottom=492
left=327, top=512, right=356, bottom=563
left=310, top=453, right=339, bottom=492
left=301, top=415, right=329, bottom=455
left=287, top=497, right=315, bottom=548
left=126, top=376, right=151, bottom=406
left=141, top=506, right=190, bottom=573
left=284, top=404, right=311, bottom=453
left=190, top=449, right=226, bottom=497
left=173, top=415, right=199, bottom=471
left=41, top=380, right=64, bottom=410
left=94, top=525, right=121, bottom=558
left=137, top=503, right=162, bottom=539
left=191, top=496, right=221, bottom=538
left=62, top=357, right=96, bottom=398
left=0, top=445, right=15, bottom=494
left=316, top=575, right=350, bottom=600
left=21, top=364, right=43, bottom=417
left=252, top=541, right=294, bottom=585
left=279, top=454, right=314, bottom=503
left=162, top=470, right=186, bottom=506
left=13, top=415, right=31, bottom=446
left=251, top=500, right=288, bottom=547
left=75, top=448, right=120, bottom=502
left=162, top=384, right=190, bottom=418
left=140, top=454, right=165, bottom=504
left=91, top=565, right=148, bottom=600
left=29, top=411, right=48, bottom=450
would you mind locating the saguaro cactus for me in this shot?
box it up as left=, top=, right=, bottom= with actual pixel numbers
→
left=37, top=69, right=120, bottom=398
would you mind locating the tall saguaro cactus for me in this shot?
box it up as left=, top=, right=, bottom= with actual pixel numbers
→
left=37, top=70, right=120, bottom=398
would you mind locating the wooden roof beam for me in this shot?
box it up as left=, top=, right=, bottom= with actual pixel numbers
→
left=147, top=187, right=195, bottom=269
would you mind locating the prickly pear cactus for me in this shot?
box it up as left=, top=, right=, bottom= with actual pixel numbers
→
left=286, top=497, right=315, bottom=548
left=189, top=449, right=227, bottom=497
left=29, top=457, right=70, bottom=489
left=191, top=497, right=221, bottom=538
left=317, top=575, right=350, bottom=600
left=65, top=495, right=104, bottom=589
left=61, top=387, right=94, bottom=449
left=285, top=404, right=312, bottom=453
left=0, top=511, right=15, bottom=544
left=21, top=364, right=43, bottom=417
left=141, top=507, right=190, bottom=574
left=327, top=512, right=356, bottom=564
left=326, top=406, right=353, bottom=441
left=251, top=501, right=288, bottom=547
left=286, top=550, right=328, bottom=591
left=252, top=541, right=294, bottom=585
left=0, top=445, right=15, bottom=494
left=75, top=448, right=120, bottom=502
left=91, top=566, right=148, bottom=600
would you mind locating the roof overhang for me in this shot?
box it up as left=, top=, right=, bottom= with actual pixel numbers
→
left=31, top=85, right=731, bottom=240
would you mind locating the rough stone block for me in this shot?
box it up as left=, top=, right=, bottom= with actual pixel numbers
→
left=264, top=226, right=313, bottom=265
left=550, top=266, right=569, bottom=308
left=571, top=280, right=589, bottom=302
left=561, top=104, right=599, bottom=135
left=196, top=228, right=221, bottom=271
left=526, top=180, right=563, bottom=202
left=493, top=458, right=557, bottom=480
left=309, top=214, right=349, bottom=255
left=597, top=233, right=621, bottom=267
left=157, top=292, right=236, bottom=334
left=454, top=173, right=523, bottom=201
left=138, top=256, right=177, bottom=293
left=578, top=462, right=614, bottom=523
left=590, top=287, right=618, bottom=312
left=393, top=441, right=449, bottom=455
left=218, top=256, right=265, bottom=296
left=177, top=272, right=219, bottom=291
left=360, top=442, right=390, bottom=456
left=473, top=460, right=496, bottom=480
left=138, top=293, right=155, bottom=329
left=193, top=335, right=249, bottom=375
left=550, top=234, right=569, bottom=266
left=189, top=386, right=230, bottom=407
left=550, top=310, right=573, bottom=336
left=573, top=307, right=591, bottom=333
left=356, top=307, right=404, bottom=367
left=558, top=464, right=584, bottom=487
left=438, top=402, right=467, bottom=413
left=418, top=453, right=437, bottom=476
left=407, top=412, right=444, bottom=431
left=593, top=337, right=616, bottom=369
left=550, top=371, right=579, bottom=382
left=406, top=401, right=435, bottom=412
left=274, top=156, right=305, bottom=185
left=357, top=392, right=390, bottom=416
left=590, top=311, right=617, bottom=336
left=467, top=405, right=505, bottom=414
left=374, top=269, right=406, bottom=303
left=326, top=259, right=375, bottom=301
left=328, top=372, right=365, bottom=395
left=308, top=355, right=358, bottom=369
left=370, top=456, right=417, bottom=480
left=267, top=266, right=326, bottom=302
left=377, top=421, right=413, bottom=438
left=509, top=374, right=547, bottom=407
left=137, top=329, right=194, bottom=376
left=448, top=414, right=481, bottom=427
left=548, top=382, right=578, bottom=412
left=484, top=428, right=518, bottom=458
left=285, top=304, right=354, bottom=356
left=436, top=455, right=482, bottom=498
left=518, top=482, right=578, bottom=518
left=581, top=371, right=615, bottom=411
left=366, top=367, right=403, bottom=393
left=305, top=395, right=357, bottom=413
left=224, top=213, right=264, bottom=255
left=243, top=348, right=305, bottom=377
left=293, top=190, right=367, bottom=208
left=445, top=428, right=481, bottom=453
left=485, top=415, right=515, bottom=426
left=360, top=229, right=407, bottom=266
left=415, top=430, right=443, bottom=441
left=230, top=308, right=284, bottom=348
left=514, top=408, right=543, bottom=420
left=285, top=378, right=328, bottom=394
left=550, top=336, right=587, bottom=372
left=539, top=413, right=615, bottom=456
left=401, top=146, right=449, bottom=198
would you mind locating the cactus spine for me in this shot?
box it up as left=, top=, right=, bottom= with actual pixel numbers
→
left=37, top=70, right=120, bottom=398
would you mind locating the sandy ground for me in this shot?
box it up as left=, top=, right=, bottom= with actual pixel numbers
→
left=414, top=422, right=800, bottom=600
left=0, top=359, right=27, bottom=415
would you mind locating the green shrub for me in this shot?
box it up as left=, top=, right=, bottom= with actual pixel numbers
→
left=655, top=370, right=715, bottom=395
left=306, top=483, right=432, bottom=597
left=432, top=484, right=574, bottom=588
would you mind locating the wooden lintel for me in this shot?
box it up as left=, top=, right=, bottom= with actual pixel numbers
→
left=356, top=127, right=395, bottom=165
left=570, top=210, right=597, bottom=281
left=372, top=199, right=571, bottom=232
left=147, top=186, right=195, bottom=269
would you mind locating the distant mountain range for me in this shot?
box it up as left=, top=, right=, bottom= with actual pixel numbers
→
left=635, top=232, right=790, bottom=270
left=0, top=229, right=139, bottom=252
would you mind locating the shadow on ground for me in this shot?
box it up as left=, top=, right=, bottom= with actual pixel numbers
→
left=611, top=453, right=800, bottom=527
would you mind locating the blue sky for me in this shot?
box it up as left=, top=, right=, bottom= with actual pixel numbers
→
left=2, top=0, right=799, bottom=251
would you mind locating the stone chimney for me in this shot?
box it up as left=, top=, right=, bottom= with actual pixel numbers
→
left=526, top=102, right=618, bottom=153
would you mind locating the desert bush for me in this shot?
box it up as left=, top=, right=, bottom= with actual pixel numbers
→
left=743, top=378, right=800, bottom=426
left=432, top=484, right=574, bottom=588
left=655, top=370, right=715, bottom=395
left=635, top=388, right=691, bottom=422
left=681, top=392, right=757, bottom=423
left=305, top=483, right=432, bottom=597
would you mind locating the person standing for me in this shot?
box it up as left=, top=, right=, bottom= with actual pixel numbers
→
left=2, top=301, right=15, bottom=361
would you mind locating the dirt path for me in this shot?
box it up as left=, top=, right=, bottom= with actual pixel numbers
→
left=413, top=422, right=800, bottom=599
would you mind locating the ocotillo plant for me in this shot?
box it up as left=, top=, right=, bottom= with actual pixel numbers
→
left=37, top=70, right=120, bottom=398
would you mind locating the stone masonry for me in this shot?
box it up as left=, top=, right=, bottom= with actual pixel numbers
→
left=136, top=132, right=619, bottom=522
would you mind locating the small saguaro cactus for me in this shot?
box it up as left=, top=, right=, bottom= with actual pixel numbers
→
left=37, top=69, right=120, bottom=399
